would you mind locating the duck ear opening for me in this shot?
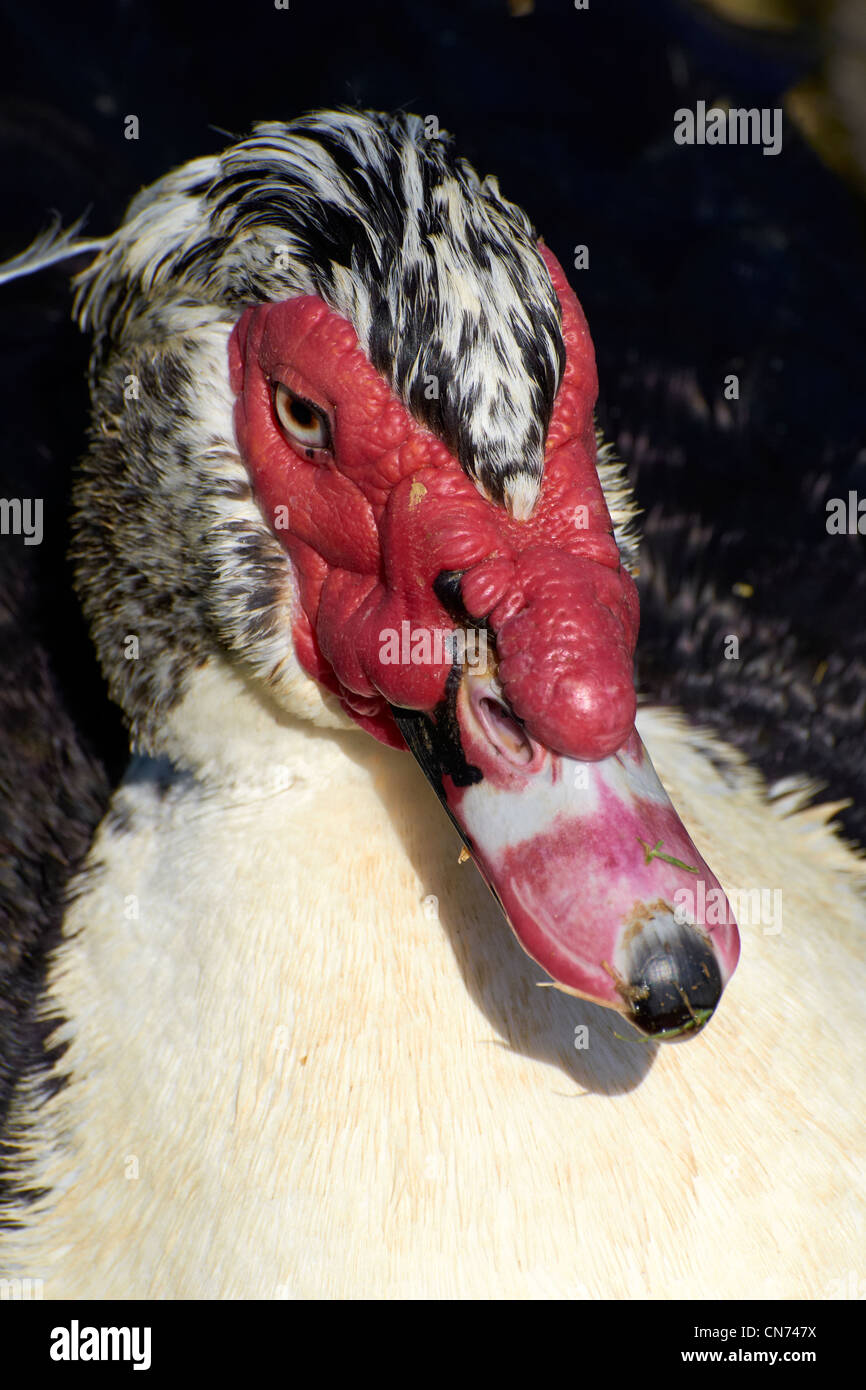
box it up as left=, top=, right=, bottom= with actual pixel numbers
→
left=0, top=213, right=106, bottom=287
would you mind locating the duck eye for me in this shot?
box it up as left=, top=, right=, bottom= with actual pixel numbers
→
left=272, top=383, right=331, bottom=453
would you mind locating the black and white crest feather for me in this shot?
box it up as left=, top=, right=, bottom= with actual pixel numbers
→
left=72, top=109, right=566, bottom=516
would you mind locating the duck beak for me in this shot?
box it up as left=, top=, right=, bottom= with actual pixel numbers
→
left=233, top=257, right=740, bottom=1038
left=393, top=658, right=740, bottom=1040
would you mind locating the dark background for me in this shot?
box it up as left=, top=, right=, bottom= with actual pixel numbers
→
left=0, top=0, right=864, bottom=1150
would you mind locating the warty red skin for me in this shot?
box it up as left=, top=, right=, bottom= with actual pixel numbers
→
left=230, top=246, right=638, bottom=758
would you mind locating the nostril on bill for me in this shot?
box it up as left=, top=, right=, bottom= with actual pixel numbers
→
left=625, top=921, right=723, bottom=1041
left=475, top=695, right=534, bottom=765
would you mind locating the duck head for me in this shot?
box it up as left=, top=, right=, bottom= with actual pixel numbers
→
left=69, top=110, right=740, bottom=1039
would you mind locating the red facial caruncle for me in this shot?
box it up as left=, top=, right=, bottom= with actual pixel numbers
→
left=229, top=244, right=740, bottom=1040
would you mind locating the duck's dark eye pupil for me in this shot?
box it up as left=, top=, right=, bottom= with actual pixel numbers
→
left=291, top=401, right=313, bottom=427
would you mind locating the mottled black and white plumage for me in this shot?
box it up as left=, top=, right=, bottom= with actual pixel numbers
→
left=2, top=111, right=634, bottom=758
left=70, top=110, right=565, bottom=518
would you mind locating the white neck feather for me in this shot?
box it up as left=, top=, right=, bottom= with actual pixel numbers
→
left=5, top=658, right=865, bottom=1298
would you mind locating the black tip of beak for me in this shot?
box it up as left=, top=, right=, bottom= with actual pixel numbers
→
left=625, top=925, right=723, bottom=1041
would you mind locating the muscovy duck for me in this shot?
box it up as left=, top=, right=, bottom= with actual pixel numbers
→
left=0, top=109, right=863, bottom=1299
